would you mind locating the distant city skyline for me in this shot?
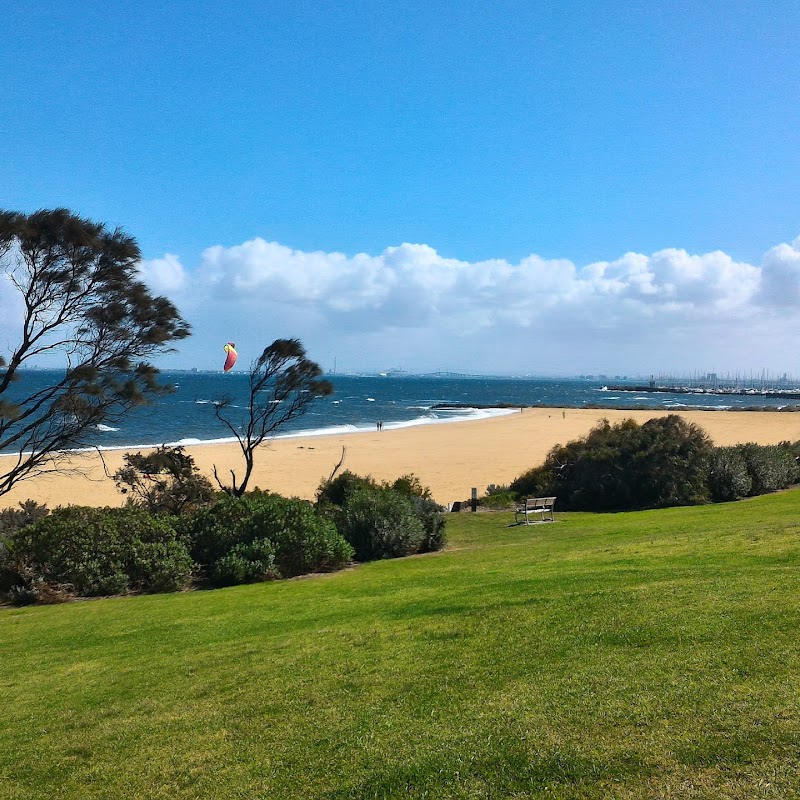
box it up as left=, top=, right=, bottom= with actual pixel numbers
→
left=2, top=1, right=799, bottom=375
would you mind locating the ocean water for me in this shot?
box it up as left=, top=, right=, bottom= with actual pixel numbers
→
left=2, top=371, right=796, bottom=454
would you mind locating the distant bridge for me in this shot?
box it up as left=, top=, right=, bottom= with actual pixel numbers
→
left=419, top=371, right=487, bottom=379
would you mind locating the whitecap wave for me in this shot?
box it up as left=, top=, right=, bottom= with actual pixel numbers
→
left=94, top=424, right=119, bottom=432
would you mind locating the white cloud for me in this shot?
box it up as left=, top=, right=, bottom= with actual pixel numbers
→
left=134, top=235, right=800, bottom=373
left=759, top=236, right=800, bottom=307
left=137, top=253, right=188, bottom=294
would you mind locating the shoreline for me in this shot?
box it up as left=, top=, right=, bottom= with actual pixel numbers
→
left=2, top=406, right=799, bottom=510
left=53, top=406, right=520, bottom=455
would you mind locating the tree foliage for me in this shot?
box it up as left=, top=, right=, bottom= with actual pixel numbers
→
left=212, top=338, right=333, bottom=496
left=510, top=415, right=713, bottom=511
left=113, top=445, right=214, bottom=515
left=8, top=506, right=193, bottom=599
left=316, top=471, right=447, bottom=559
left=707, top=446, right=753, bottom=502
left=178, top=492, right=352, bottom=587
left=0, top=209, right=190, bottom=495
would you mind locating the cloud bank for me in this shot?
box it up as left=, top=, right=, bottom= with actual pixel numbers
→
left=138, top=236, right=800, bottom=374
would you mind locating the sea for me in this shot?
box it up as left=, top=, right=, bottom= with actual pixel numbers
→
left=2, top=371, right=797, bottom=454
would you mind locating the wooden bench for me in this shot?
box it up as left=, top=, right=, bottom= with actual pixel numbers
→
left=514, top=496, right=556, bottom=525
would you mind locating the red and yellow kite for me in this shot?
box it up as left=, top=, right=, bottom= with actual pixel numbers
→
left=223, top=342, right=238, bottom=372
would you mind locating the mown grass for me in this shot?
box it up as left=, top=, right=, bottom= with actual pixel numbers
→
left=1, top=492, right=798, bottom=799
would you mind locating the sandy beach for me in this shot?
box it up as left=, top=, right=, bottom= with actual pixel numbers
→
left=2, top=407, right=799, bottom=509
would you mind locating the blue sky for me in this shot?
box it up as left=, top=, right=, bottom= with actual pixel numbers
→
left=2, top=1, right=799, bottom=374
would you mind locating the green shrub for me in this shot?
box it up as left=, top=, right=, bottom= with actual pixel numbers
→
left=0, top=500, right=50, bottom=537
left=113, top=445, right=215, bottom=515
left=180, top=493, right=352, bottom=585
left=736, top=443, right=799, bottom=495
left=317, top=471, right=446, bottom=558
left=179, top=494, right=261, bottom=568
left=0, top=501, right=51, bottom=592
left=211, top=539, right=278, bottom=587
left=510, top=415, right=712, bottom=511
left=707, top=447, right=752, bottom=502
left=316, top=470, right=377, bottom=508
left=241, top=496, right=353, bottom=577
left=10, top=507, right=192, bottom=598
left=477, top=491, right=518, bottom=510
left=410, top=496, right=447, bottom=552
left=8, top=582, right=40, bottom=606
left=390, top=474, right=432, bottom=499
left=386, top=475, right=446, bottom=552
left=335, top=486, right=425, bottom=561
left=509, top=466, right=558, bottom=500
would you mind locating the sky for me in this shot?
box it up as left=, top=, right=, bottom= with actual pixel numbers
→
left=1, top=0, right=799, bottom=375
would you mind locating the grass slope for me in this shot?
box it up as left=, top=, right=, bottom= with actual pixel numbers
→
left=1, top=493, right=798, bottom=799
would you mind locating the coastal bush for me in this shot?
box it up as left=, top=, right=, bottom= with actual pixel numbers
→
left=477, top=492, right=518, bottom=510
left=385, top=474, right=446, bottom=552
left=0, top=500, right=50, bottom=537
left=707, top=447, right=752, bottom=502
left=9, top=507, right=192, bottom=599
left=334, top=485, right=425, bottom=561
left=510, top=415, right=712, bottom=511
left=177, top=494, right=259, bottom=568
left=317, top=471, right=447, bottom=557
left=509, top=466, right=557, bottom=502
left=735, top=443, right=799, bottom=495
left=211, top=539, right=278, bottom=587
left=0, top=501, right=50, bottom=593
left=316, top=470, right=377, bottom=508
left=243, top=495, right=353, bottom=578
left=180, top=493, right=352, bottom=586
left=389, top=474, right=432, bottom=499
left=113, top=445, right=215, bottom=516
left=409, top=495, right=447, bottom=552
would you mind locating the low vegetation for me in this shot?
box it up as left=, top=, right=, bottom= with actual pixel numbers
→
left=113, top=445, right=214, bottom=515
left=0, top=460, right=446, bottom=605
left=1, top=493, right=798, bottom=798
left=508, top=414, right=800, bottom=511
left=179, top=492, right=353, bottom=587
left=3, top=506, right=193, bottom=604
left=317, top=470, right=447, bottom=559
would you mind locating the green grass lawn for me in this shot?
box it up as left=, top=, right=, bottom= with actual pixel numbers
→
left=1, top=493, right=799, bottom=799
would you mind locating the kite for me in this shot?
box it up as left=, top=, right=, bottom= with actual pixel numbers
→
left=223, top=342, right=238, bottom=372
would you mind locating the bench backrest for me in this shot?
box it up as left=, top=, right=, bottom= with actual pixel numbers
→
left=525, top=496, right=556, bottom=510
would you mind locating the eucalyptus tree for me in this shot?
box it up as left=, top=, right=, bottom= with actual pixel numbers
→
left=0, top=208, right=190, bottom=496
left=211, top=338, right=333, bottom=496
